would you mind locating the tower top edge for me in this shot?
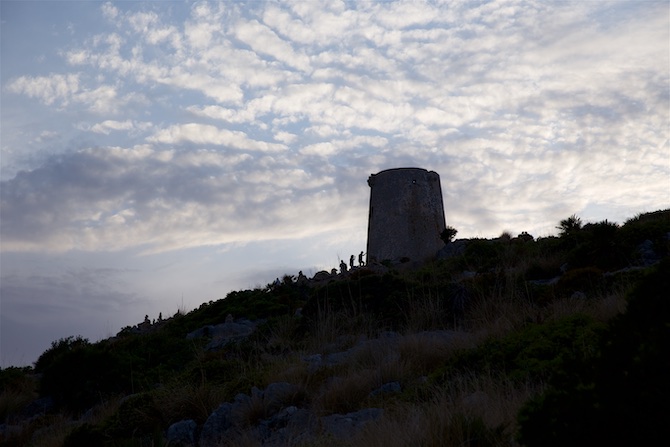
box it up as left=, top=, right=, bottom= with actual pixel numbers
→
left=373, top=167, right=430, bottom=175
left=367, top=167, right=439, bottom=187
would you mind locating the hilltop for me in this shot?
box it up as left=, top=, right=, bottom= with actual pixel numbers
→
left=1, top=209, right=669, bottom=447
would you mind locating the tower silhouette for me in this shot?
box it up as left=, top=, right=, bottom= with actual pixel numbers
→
left=366, top=168, right=446, bottom=264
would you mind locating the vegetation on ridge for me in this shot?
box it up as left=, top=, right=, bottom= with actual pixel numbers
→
left=1, top=209, right=668, bottom=446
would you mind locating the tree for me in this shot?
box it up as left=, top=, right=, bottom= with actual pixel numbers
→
left=556, top=214, right=582, bottom=237
left=440, top=226, right=458, bottom=244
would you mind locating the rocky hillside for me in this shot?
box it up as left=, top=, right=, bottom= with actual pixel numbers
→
left=1, top=209, right=669, bottom=447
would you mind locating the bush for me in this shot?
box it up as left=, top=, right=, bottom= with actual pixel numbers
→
left=440, top=226, right=458, bottom=244
left=0, top=366, right=33, bottom=394
left=555, top=267, right=604, bottom=298
left=34, top=336, right=89, bottom=373
left=38, top=331, right=196, bottom=414
left=63, top=423, right=105, bottom=447
left=39, top=341, right=116, bottom=413
left=436, top=314, right=605, bottom=384
left=459, top=239, right=502, bottom=272
left=105, top=393, right=163, bottom=438
left=517, top=259, right=670, bottom=446
left=302, top=272, right=415, bottom=328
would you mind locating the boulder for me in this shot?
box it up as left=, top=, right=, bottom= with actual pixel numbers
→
left=186, top=319, right=259, bottom=351
left=199, top=403, right=233, bottom=447
left=320, top=408, right=384, bottom=440
left=369, top=381, right=401, bottom=398
left=166, top=419, right=197, bottom=447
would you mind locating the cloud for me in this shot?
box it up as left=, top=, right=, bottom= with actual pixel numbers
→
left=2, top=0, right=669, bottom=252
left=147, top=123, right=287, bottom=152
left=5, top=73, right=142, bottom=114
left=101, top=2, right=118, bottom=21
left=0, top=145, right=365, bottom=254
left=7, top=73, right=80, bottom=106
left=91, top=120, right=152, bottom=135
left=233, top=19, right=310, bottom=71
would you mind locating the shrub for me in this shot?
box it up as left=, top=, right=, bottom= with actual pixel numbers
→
left=62, top=423, right=105, bottom=447
left=104, top=393, right=163, bottom=439
left=38, top=330, right=196, bottom=414
left=39, top=340, right=115, bottom=413
left=0, top=367, right=36, bottom=424
left=440, top=226, right=458, bottom=244
left=517, top=259, right=670, bottom=446
left=302, top=272, right=413, bottom=328
left=34, top=336, right=90, bottom=373
left=459, top=239, right=502, bottom=272
left=436, top=314, right=605, bottom=384
left=555, top=266, right=604, bottom=298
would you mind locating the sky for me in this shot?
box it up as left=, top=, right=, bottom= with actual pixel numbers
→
left=1, top=0, right=669, bottom=368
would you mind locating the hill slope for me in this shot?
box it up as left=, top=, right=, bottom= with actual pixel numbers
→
left=1, top=209, right=669, bottom=446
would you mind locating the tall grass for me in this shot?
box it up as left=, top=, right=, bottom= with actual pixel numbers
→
left=350, top=374, right=541, bottom=447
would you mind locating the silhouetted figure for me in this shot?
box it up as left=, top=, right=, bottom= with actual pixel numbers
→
left=358, top=251, right=365, bottom=266
left=340, top=260, right=348, bottom=274
left=350, top=255, right=355, bottom=269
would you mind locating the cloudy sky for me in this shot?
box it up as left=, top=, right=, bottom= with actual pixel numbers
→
left=1, top=0, right=668, bottom=367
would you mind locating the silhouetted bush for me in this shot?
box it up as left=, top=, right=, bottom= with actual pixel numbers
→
left=0, top=366, right=32, bottom=394
left=459, top=239, right=503, bottom=272
left=38, top=331, right=195, bottom=414
left=62, top=423, right=105, bottom=447
left=436, top=314, right=604, bottom=384
left=302, top=272, right=415, bottom=328
left=105, top=393, right=163, bottom=439
left=38, top=341, right=116, bottom=413
left=619, top=209, right=670, bottom=260
left=440, top=226, right=458, bottom=244
left=517, top=258, right=670, bottom=446
left=34, top=335, right=90, bottom=374
left=555, top=266, right=604, bottom=298
left=556, top=214, right=582, bottom=238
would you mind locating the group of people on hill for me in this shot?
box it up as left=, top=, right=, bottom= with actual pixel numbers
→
left=269, top=250, right=367, bottom=290
left=340, top=251, right=366, bottom=273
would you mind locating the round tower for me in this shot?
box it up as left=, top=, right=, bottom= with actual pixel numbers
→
left=366, top=168, right=446, bottom=264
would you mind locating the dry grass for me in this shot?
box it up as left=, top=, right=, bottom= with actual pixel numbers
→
left=0, top=389, right=37, bottom=425
left=315, top=370, right=380, bottom=415
left=404, top=292, right=450, bottom=332
left=349, top=373, right=542, bottom=447
left=0, top=372, right=38, bottom=424
left=265, top=353, right=310, bottom=385
left=9, top=413, right=74, bottom=447
left=266, top=314, right=306, bottom=352
left=545, top=286, right=628, bottom=323
left=397, top=330, right=477, bottom=376
left=307, top=305, right=381, bottom=353
left=466, top=293, right=539, bottom=339
left=153, top=382, right=229, bottom=424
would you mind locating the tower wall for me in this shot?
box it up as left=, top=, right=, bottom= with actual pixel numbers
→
left=366, top=168, right=446, bottom=264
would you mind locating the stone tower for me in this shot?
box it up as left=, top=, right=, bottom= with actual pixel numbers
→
left=366, top=168, right=446, bottom=264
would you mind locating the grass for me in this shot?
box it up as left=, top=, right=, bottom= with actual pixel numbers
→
left=351, top=375, right=539, bottom=447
